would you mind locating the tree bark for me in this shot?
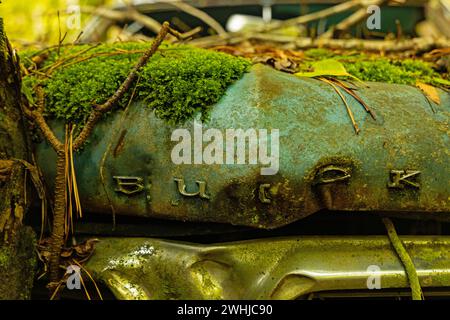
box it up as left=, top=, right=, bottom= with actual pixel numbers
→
left=48, top=151, right=66, bottom=286
left=0, top=18, right=37, bottom=299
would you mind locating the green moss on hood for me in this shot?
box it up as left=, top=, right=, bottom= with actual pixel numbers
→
left=21, top=43, right=250, bottom=125
left=302, top=49, right=449, bottom=87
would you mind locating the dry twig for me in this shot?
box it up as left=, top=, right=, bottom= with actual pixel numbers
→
left=82, top=5, right=163, bottom=35
left=320, top=77, right=360, bottom=134
left=73, top=21, right=183, bottom=150
left=320, top=0, right=387, bottom=39
left=167, top=1, right=226, bottom=36
left=200, top=35, right=450, bottom=52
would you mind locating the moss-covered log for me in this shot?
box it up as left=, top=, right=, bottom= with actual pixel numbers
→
left=0, top=18, right=36, bottom=300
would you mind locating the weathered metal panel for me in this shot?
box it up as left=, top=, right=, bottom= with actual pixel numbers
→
left=85, top=236, right=450, bottom=300
left=35, top=65, right=450, bottom=228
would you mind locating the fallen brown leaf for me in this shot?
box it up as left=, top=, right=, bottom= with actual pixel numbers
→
left=213, top=44, right=304, bottom=73
left=416, top=82, right=441, bottom=105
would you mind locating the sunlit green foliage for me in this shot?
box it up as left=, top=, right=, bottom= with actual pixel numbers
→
left=0, top=0, right=109, bottom=46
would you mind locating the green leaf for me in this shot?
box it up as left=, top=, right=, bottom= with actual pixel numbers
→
left=295, top=59, right=364, bottom=83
